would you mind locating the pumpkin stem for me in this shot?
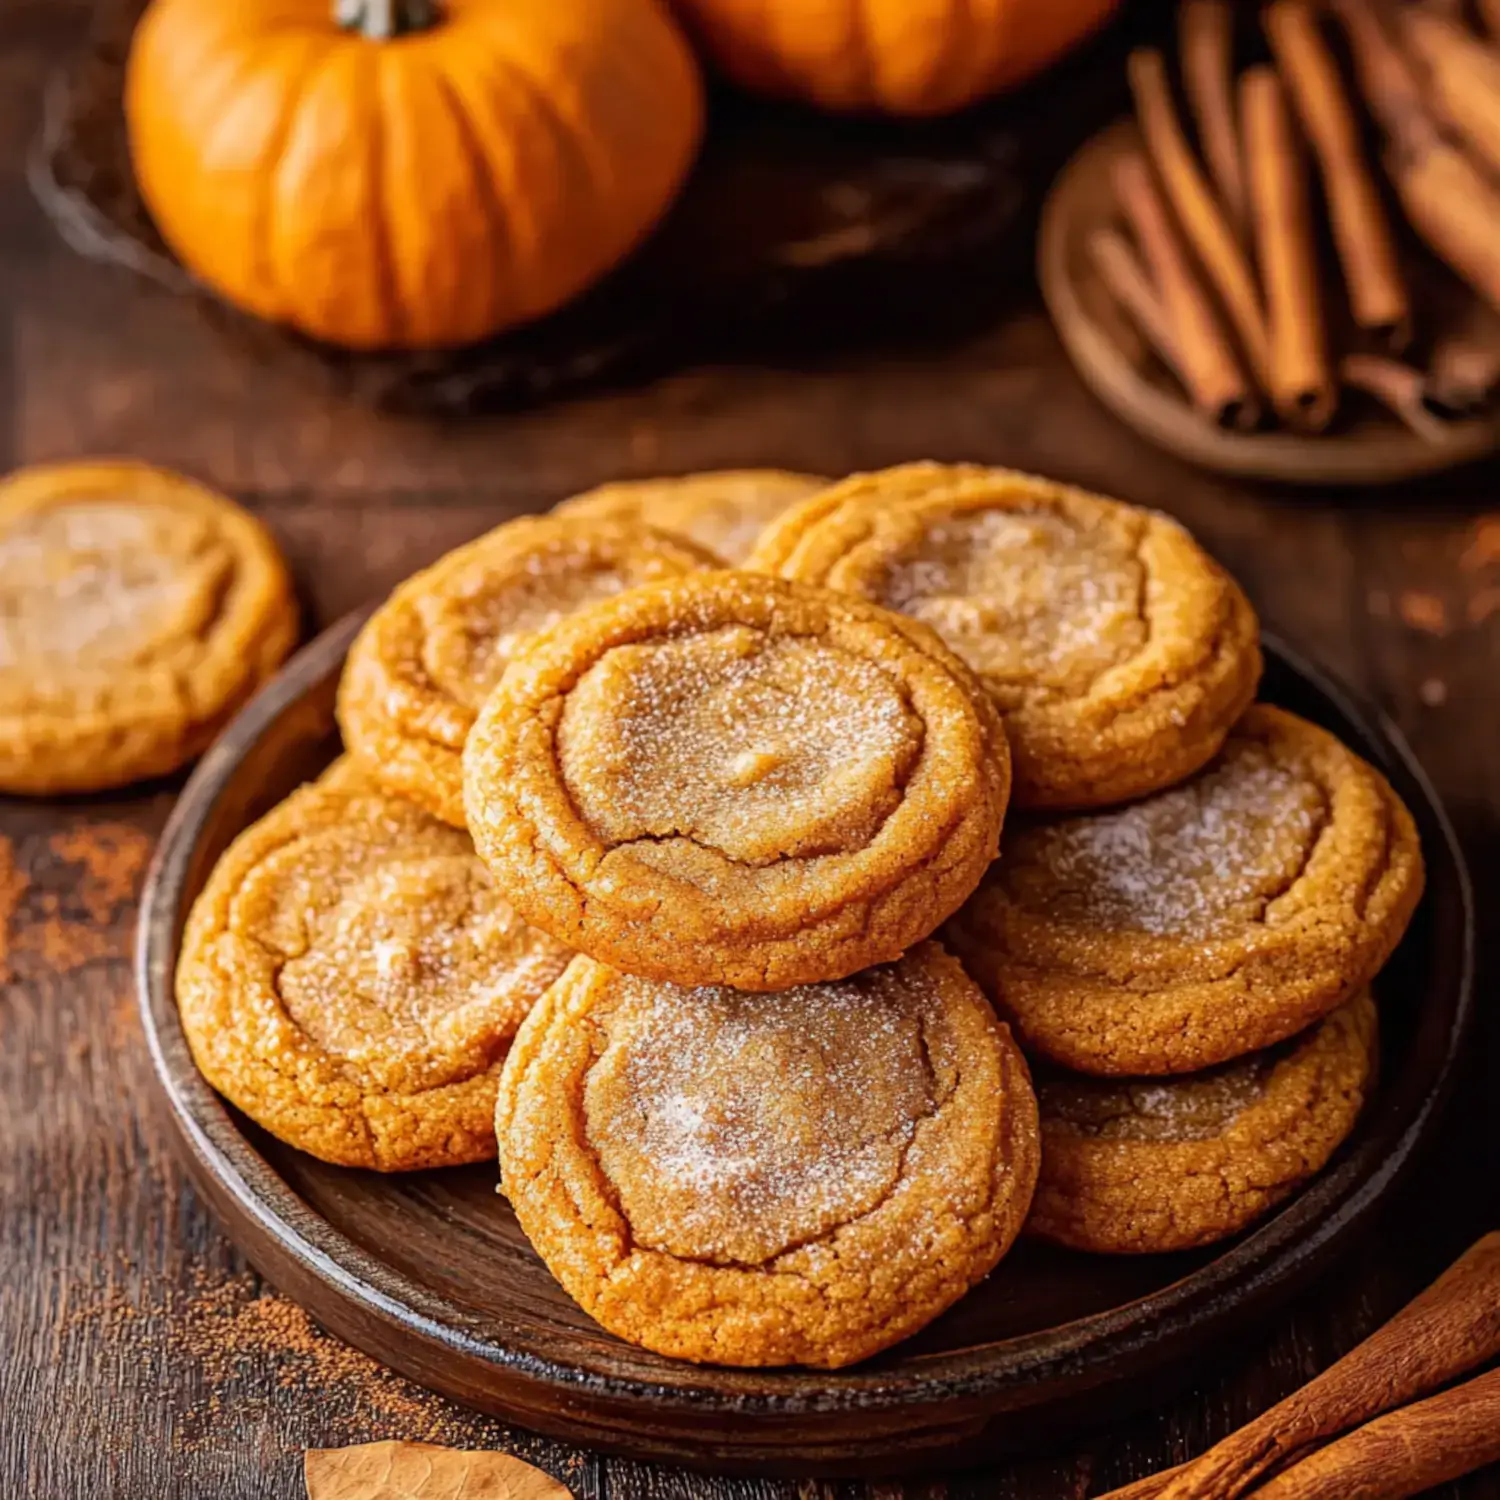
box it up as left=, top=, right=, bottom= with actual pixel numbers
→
left=335, top=0, right=439, bottom=39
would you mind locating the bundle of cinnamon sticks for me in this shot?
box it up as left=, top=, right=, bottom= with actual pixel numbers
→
left=1098, top=1232, right=1500, bottom=1499
left=1092, top=0, right=1500, bottom=442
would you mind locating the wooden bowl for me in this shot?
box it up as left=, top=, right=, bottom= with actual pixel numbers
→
left=136, top=611, right=1474, bottom=1478
left=1039, top=118, right=1500, bottom=484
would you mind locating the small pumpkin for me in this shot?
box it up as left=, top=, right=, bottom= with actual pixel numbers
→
left=126, top=0, right=704, bottom=350
left=669, top=0, right=1119, bottom=116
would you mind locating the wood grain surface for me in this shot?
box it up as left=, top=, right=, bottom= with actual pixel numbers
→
left=0, top=2, right=1497, bottom=1497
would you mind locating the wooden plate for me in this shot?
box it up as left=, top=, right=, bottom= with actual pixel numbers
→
left=136, top=612, right=1474, bottom=1478
left=1039, top=118, right=1500, bottom=484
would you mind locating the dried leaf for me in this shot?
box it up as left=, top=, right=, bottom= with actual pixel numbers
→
left=305, top=1441, right=572, bottom=1500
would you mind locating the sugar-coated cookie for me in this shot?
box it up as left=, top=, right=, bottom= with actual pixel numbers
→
left=947, top=706, right=1422, bottom=1075
left=177, top=760, right=571, bottom=1170
left=750, top=462, right=1261, bottom=809
left=0, top=460, right=296, bottom=794
left=464, top=571, right=1010, bottom=990
left=496, top=944, right=1040, bottom=1367
left=1028, top=991, right=1377, bottom=1253
left=338, top=514, right=712, bottom=825
left=554, top=469, right=827, bottom=563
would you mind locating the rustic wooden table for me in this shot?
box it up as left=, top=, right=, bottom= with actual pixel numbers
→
left=2, top=3, right=1497, bottom=1497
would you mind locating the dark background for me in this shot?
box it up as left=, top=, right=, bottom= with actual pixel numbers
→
left=1, top=0, right=1496, bottom=1495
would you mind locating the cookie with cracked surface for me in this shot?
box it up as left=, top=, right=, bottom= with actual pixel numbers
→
left=553, top=469, right=827, bottom=564
left=337, top=514, right=713, bottom=826
left=946, top=705, right=1423, bottom=1076
left=496, top=944, right=1040, bottom=1367
left=464, top=571, right=1011, bottom=990
left=1028, top=990, right=1377, bottom=1254
left=0, top=460, right=297, bottom=794
left=176, top=758, right=572, bottom=1170
left=748, top=462, right=1261, bottom=810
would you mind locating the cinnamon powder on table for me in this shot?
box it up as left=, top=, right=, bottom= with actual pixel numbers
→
left=50, top=822, right=150, bottom=923
left=64, top=1264, right=559, bottom=1457
left=5, top=821, right=152, bottom=975
left=0, top=835, right=28, bottom=982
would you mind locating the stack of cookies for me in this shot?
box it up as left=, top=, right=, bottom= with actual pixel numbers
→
left=177, top=462, right=1424, bottom=1371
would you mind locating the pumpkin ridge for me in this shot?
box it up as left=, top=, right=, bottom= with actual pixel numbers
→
left=669, top=0, right=1117, bottom=116
left=477, top=4, right=696, bottom=237
left=128, top=0, right=704, bottom=348
left=427, top=62, right=513, bottom=336
left=247, top=40, right=331, bottom=326
left=477, top=44, right=611, bottom=311
left=438, top=41, right=596, bottom=324
left=487, top=40, right=609, bottom=209
left=130, top=17, right=261, bottom=284
left=364, top=49, right=406, bottom=347
left=846, top=0, right=873, bottom=110
left=935, top=0, right=977, bottom=112
left=263, top=45, right=353, bottom=337
left=964, top=0, right=1016, bottom=109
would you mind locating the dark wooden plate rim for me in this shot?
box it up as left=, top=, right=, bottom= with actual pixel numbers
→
left=136, top=610, right=1475, bottom=1420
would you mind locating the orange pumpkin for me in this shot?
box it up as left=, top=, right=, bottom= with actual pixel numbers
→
left=670, top=0, right=1118, bottom=115
left=126, top=0, right=704, bottom=350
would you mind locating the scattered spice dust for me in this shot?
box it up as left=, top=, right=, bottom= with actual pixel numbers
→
left=0, top=834, right=29, bottom=983
left=49, top=822, right=151, bottom=923
left=16, top=894, right=115, bottom=972
left=3, top=822, right=154, bottom=976
left=63, top=1264, right=544, bottom=1457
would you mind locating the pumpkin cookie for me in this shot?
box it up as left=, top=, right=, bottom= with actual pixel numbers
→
left=553, top=469, right=827, bottom=563
left=464, top=571, right=1010, bottom=990
left=177, top=759, right=571, bottom=1171
left=338, top=515, right=713, bottom=826
left=496, top=944, right=1040, bottom=1367
left=1028, top=991, right=1378, bottom=1254
left=0, top=460, right=297, bottom=795
left=749, top=462, right=1261, bottom=809
left=947, top=705, right=1423, bottom=1076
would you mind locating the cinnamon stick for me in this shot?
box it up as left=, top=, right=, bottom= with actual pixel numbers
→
left=1088, top=227, right=1182, bottom=366
left=1253, top=1365, right=1500, bottom=1500
left=1129, top=48, right=1271, bottom=388
left=1342, top=354, right=1461, bottom=441
left=1179, top=2, right=1248, bottom=235
left=1331, top=0, right=1500, bottom=317
left=1399, top=7, right=1500, bottom=178
left=1078, top=246, right=1152, bottom=373
left=1264, top=1, right=1409, bottom=347
left=1102, top=1232, right=1500, bottom=1500
left=1242, top=67, right=1335, bottom=430
left=1481, top=0, right=1500, bottom=43
left=1110, top=152, right=1258, bottom=430
left=1089, top=223, right=1260, bottom=427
